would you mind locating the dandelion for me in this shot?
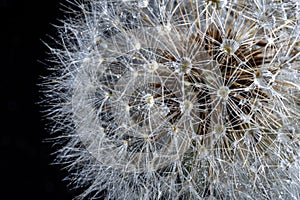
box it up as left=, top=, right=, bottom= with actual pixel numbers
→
left=43, top=0, right=300, bottom=199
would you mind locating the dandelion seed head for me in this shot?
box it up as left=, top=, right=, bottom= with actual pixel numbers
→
left=181, top=100, right=194, bottom=114
left=43, top=0, right=300, bottom=199
left=179, top=57, right=193, bottom=74
left=217, top=86, right=230, bottom=100
left=143, top=93, right=154, bottom=107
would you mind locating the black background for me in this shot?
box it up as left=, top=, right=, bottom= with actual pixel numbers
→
left=1, top=0, right=78, bottom=199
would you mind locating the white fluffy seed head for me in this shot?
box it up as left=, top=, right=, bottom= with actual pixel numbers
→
left=43, top=0, right=300, bottom=199
left=217, top=86, right=230, bottom=100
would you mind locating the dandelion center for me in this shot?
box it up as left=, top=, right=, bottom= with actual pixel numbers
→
left=217, top=86, right=230, bottom=100
left=221, top=39, right=240, bottom=56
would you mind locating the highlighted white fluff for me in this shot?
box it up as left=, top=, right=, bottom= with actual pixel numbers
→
left=43, top=0, right=300, bottom=199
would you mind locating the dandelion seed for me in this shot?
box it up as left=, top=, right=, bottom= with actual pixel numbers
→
left=179, top=57, right=193, bottom=74
left=180, top=100, right=193, bottom=114
left=144, top=94, right=154, bottom=108
left=221, top=39, right=240, bottom=56
left=214, top=123, right=226, bottom=135
left=217, top=86, right=230, bottom=100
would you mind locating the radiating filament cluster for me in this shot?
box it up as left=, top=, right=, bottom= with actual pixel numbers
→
left=45, top=0, right=300, bottom=199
